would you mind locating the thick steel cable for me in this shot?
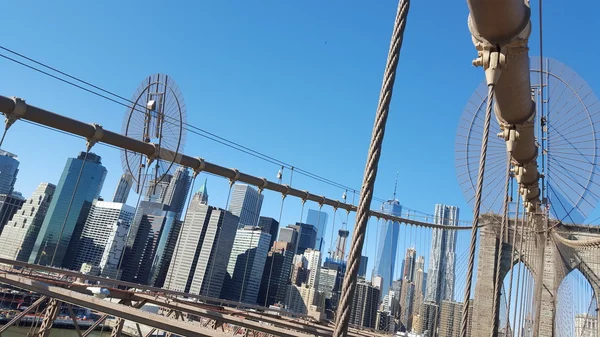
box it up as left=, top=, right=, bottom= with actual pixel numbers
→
left=50, top=149, right=90, bottom=267
left=459, top=84, right=496, bottom=337
left=489, top=155, right=512, bottom=336
left=333, top=0, right=409, bottom=335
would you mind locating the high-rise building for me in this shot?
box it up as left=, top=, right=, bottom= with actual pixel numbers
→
left=349, top=278, right=381, bottom=329
left=258, top=216, right=279, bottom=249
left=29, top=152, right=107, bottom=267
left=403, top=247, right=417, bottom=281
left=121, top=201, right=181, bottom=286
left=163, top=192, right=238, bottom=297
left=278, top=227, right=297, bottom=247
left=71, top=200, right=135, bottom=273
left=306, top=209, right=328, bottom=251
left=228, top=184, right=264, bottom=228
left=221, top=226, right=270, bottom=304
left=112, top=173, right=132, bottom=204
left=0, top=183, right=55, bottom=262
left=303, top=248, right=321, bottom=288
left=333, top=229, right=349, bottom=260
left=412, top=256, right=426, bottom=323
left=195, top=178, right=209, bottom=205
left=258, top=243, right=294, bottom=307
left=415, top=302, right=439, bottom=336
left=289, top=223, right=317, bottom=255
left=161, top=166, right=192, bottom=218
left=425, top=204, right=459, bottom=304
left=0, top=149, right=19, bottom=195
left=358, top=255, right=368, bottom=277
left=0, top=193, right=25, bottom=234
left=575, top=313, right=597, bottom=337
left=399, top=279, right=415, bottom=331
left=372, top=199, right=402, bottom=298
left=438, top=300, right=464, bottom=337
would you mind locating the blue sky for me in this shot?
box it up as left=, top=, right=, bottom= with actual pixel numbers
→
left=1, top=0, right=600, bottom=308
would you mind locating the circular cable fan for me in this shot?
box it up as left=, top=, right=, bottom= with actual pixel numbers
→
left=121, top=74, right=187, bottom=193
left=455, top=57, right=600, bottom=223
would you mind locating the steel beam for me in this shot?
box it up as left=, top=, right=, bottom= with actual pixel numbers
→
left=0, top=273, right=233, bottom=337
left=38, top=298, right=61, bottom=337
left=0, top=295, right=47, bottom=334
left=0, top=95, right=469, bottom=230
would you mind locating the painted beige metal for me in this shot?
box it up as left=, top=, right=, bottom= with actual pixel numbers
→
left=467, top=0, right=540, bottom=211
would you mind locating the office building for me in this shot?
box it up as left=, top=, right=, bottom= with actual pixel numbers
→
left=303, top=248, right=321, bottom=288
left=221, top=226, right=270, bottom=304
left=358, top=255, right=368, bottom=277
left=278, top=227, right=297, bottom=247
left=306, top=209, right=328, bottom=251
left=333, top=229, right=349, bottom=260
left=258, top=243, right=294, bottom=307
left=425, top=204, right=459, bottom=304
left=121, top=201, right=180, bottom=286
left=0, top=192, right=25, bottom=234
left=373, top=199, right=401, bottom=298
left=144, top=166, right=192, bottom=219
left=228, top=184, right=264, bottom=228
left=289, top=223, right=317, bottom=255
left=195, top=178, right=209, bottom=205
left=71, top=200, right=135, bottom=273
left=0, top=149, right=19, bottom=195
left=415, top=302, right=439, bottom=336
left=438, top=300, right=463, bottom=337
left=29, top=152, right=107, bottom=267
left=258, top=216, right=279, bottom=249
left=349, top=278, right=381, bottom=329
left=112, top=173, right=132, bottom=204
left=0, top=183, right=55, bottom=262
left=164, top=191, right=238, bottom=297
left=575, top=314, right=597, bottom=337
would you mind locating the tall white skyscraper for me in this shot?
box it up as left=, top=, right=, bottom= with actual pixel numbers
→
left=228, top=184, right=264, bottom=228
left=303, top=248, right=322, bottom=288
left=222, top=227, right=270, bottom=304
left=0, top=149, right=19, bottom=195
left=0, top=183, right=55, bottom=262
left=112, top=173, right=133, bottom=204
left=164, top=190, right=238, bottom=298
left=425, top=204, right=459, bottom=304
left=72, top=200, right=135, bottom=273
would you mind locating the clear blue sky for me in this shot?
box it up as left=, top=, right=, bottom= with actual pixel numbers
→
left=1, top=0, right=600, bottom=304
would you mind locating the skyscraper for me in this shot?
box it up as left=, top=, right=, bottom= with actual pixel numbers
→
left=221, top=227, right=270, bottom=304
left=112, top=173, right=132, bottom=204
left=161, top=166, right=192, bottom=218
left=289, top=223, right=317, bottom=255
left=164, top=191, right=238, bottom=297
left=349, top=279, right=381, bottom=329
left=71, top=200, right=135, bottom=273
left=258, top=216, right=279, bottom=249
left=0, top=149, right=19, bottom=195
left=306, top=209, right=328, bottom=251
left=425, top=204, right=459, bottom=304
left=358, top=255, right=368, bottom=277
left=372, top=199, right=402, bottom=298
left=29, top=152, right=107, bottom=267
left=228, top=184, right=264, bottom=228
left=195, top=178, right=208, bottom=205
left=258, top=243, right=294, bottom=307
left=334, top=229, right=349, bottom=260
left=403, top=247, right=417, bottom=281
left=0, top=193, right=25, bottom=234
left=0, top=183, right=55, bottom=262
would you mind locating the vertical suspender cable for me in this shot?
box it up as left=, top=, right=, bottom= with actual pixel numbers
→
left=333, top=0, right=410, bottom=335
left=459, top=84, right=497, bottom=337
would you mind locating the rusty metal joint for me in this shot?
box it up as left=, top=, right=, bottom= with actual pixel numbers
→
left=146, top=143, right=160, bottom=165
left=5, top=97, right=27, bottom=129
left=86, top=123, right=104, bottom=150
left=230, top=169, right=241, bottom=184
left=193, top=157, right=206, bottom=177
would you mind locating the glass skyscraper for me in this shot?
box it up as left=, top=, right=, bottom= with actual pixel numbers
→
left=372, top=199, right=402, bottom=299
left=228, top=184, right=264, bottom=228
left=306, top=209, right=328, bottom=251
left=425, top=204, right=459, bottom=304
left=29, top=152, right=107, bottom=267
left=0, top=149, right=19, bottom=195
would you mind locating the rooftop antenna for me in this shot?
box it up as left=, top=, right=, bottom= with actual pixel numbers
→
left=392, top=171, right=399, bottom=201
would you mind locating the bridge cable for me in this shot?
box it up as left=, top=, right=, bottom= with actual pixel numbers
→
left=332, top=0, right=410, bottom=335
left=459, top=79, right=498, bottom=337
left=489, top=154, right=513, bottom=336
